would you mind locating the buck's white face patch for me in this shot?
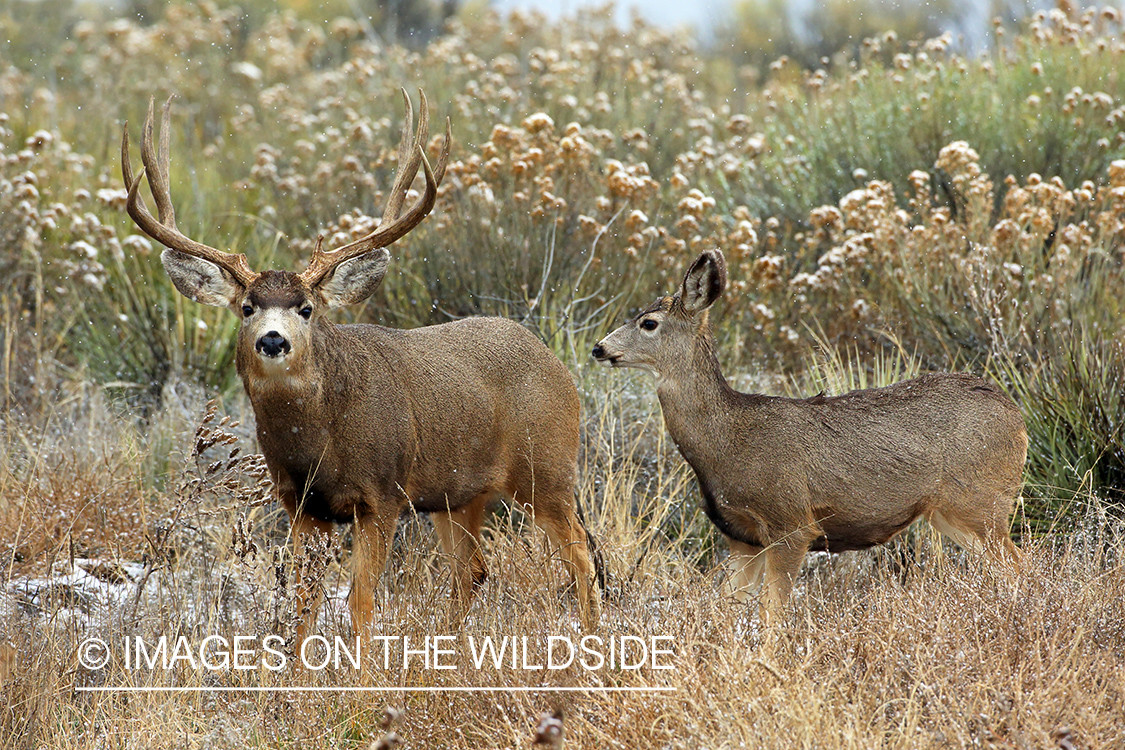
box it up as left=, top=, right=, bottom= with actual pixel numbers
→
left=255, top=308, right=299, bottom=360
left=251, top=308, right=296, bottom=338
left=237, top=271, right=319, bottom=379
left=240, top=304, right=314, bottom=376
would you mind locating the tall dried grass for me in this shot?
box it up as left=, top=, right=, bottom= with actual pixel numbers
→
left=1, top=385, right=1123, bottom=749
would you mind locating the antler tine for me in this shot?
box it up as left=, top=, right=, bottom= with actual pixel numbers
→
left=300, top=89, right=452, bottom=287
left=433, top=113, right=451, bottom=186
left=121, top=96, right=258, bottom=288
left=141, top=96, right=177, bottom=227
left=120, top=126, right=172, bottom=251
left=387, top=87, right=415, bottom=218
left=381, top=87, right=426, bottom=225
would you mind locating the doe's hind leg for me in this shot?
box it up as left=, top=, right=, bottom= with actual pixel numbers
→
left=928, top=506, right=1021, bottom=575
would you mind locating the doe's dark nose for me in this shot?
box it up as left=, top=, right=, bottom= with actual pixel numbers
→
left=256, top=331, right=291, bottom=358
left=591, top=344, right=606, bottom=360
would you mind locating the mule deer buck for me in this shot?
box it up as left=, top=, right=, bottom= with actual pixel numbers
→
left=121, top=92, right=601, bottom=633
left=592, top=249, right=1024, bottom=619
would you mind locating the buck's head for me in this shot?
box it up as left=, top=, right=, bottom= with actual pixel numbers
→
left=160, top=256, right=392, bottom=378
left=592, top=249, right=727, bottom=376
left=121, top=91, right=449, bottom=377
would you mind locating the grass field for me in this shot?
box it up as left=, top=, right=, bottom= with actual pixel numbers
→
left=2, top=2, right=1125, bottom=748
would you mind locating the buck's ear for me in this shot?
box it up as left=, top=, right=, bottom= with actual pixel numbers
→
left=161, top=249, right=243, bottom=308
left=314, top=248, right=390, bottom=309
left=680, top=249, right=727, bottom=313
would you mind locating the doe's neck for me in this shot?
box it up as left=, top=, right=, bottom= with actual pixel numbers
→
left=655, top=328, right=737, bottom=443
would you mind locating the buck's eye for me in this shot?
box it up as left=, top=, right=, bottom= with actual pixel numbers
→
left=298, top=305, right=313, bottom=320
left=640, top=319, right=659, bottom=331
left=242, top=305, right=254, bottom=318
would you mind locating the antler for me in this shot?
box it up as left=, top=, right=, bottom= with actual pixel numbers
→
left=121, top=96, right=259, bottom=288
left=298, top=88, right=451, bottom=287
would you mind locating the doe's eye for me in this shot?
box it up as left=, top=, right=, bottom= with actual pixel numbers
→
left=640, top=319, right=659, bottom=331
left=299, top=305, right=313, bottom=320
left=242, top=305, right=254, bottom=318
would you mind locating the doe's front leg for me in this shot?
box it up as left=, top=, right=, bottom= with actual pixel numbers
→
left=761, top=535, right=812, bottom=627
left=725, top=539, right=767, bottom=604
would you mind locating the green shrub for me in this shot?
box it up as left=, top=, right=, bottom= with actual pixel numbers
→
left=1000, top=335, right=1125, bottom=531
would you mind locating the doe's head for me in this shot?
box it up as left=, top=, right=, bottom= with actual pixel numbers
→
left=592, top=249, right=727, bottom=375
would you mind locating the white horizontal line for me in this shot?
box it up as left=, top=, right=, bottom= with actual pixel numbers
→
left=76, top=686, right=676, bottom=693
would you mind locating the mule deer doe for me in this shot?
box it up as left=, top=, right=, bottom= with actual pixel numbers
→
left=121, top=92, right=601, bottom=633
left=592, top=249, right=1024, bottom=619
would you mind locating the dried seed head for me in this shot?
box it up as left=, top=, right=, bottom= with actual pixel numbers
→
left=533, top=710, right=564, bottom=748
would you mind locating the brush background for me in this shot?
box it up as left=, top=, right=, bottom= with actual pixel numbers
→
left=1, top=2, right=1124, bottom=747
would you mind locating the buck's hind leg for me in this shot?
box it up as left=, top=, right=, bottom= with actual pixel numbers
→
left=531, top=497, right=601, bottom=630
left=432, top=494, right=489, bottom=625
left=725, top=540, right=767, bottom=605
left=349, top=503, right=399, bottom=637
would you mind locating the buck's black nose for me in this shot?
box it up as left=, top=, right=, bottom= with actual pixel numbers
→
left=256, top=331, right=291, bottom=357
left=591, top=344, right=606, bottom=360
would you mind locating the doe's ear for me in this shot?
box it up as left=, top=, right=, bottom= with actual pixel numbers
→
left=314, top=248, right=390, bottom=309
left=161, top=249, right=243, bottom=308
left=679, top=249, right=727, bottom=314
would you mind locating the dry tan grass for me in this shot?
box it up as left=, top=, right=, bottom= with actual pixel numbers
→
left=1, top=386, right=1123, bottom=749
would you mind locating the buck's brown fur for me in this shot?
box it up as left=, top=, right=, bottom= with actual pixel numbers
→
left=122, top=93, right=600, bottom=634
left=593, top=249, right=1024, bottom=619
left=241, top=285, right=598, bottom=632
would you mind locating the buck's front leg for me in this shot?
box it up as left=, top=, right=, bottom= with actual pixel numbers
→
left=348, top=502, right=400, bottom=636
left=288, top=511, right=334, bottom=640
